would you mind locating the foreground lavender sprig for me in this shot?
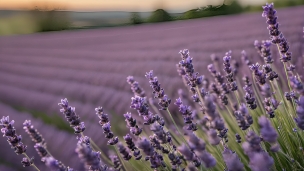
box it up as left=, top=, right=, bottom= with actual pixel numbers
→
left=76, top=136, right=109, bottom=171
left=130, top=96, right=156, bottom=125
left=242, top=131, right=274, bottom=171
left=174, top=97, right=197, bottom=131
left=295, top=96, right=304, bottom=130
left=138, top=138, right=165, bottom=169
left=145, top=70, right=171, bottom=110
left=58, top=98, right=85, bottom=134
left=223, top=51, right=238, bottom=91
left=126, top=76, right=145, bottom=97
left=42, top=156, right=74, bottom=171
left=0, top=116, right=38, bottom=169
left=123, top=134, right=142, bottom=160
left=222, top=147, right=244, bottom=171
left=123, top=112, right=142, bottom=136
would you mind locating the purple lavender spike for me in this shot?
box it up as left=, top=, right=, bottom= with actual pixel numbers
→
left=75, top=136, right=108, bottom=171
left=222, top=147, right=244, bottom=171
left=58, top=98, right=85, bottom=134
left=258, top=116, right=278, bottom=143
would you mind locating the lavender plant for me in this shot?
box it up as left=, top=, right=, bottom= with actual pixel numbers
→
left=1, top=2, right=304, bottom=171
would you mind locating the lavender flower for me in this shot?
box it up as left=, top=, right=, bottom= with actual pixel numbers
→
left=101, top=122, right=118, bottom=145
left=138, top=138, right=165, bottom=169
left=42, top=156, right=74, bottom=171
left=222, top=147, right=244, bottom=171
left=0, top=116, right=27, bottom=155
left=168, top=152, right=182, bottom=171
left=242, top=131, right=262, bottom=156
left=21, top=157, right=34, bottom=167
left=75, top=136, right=108, bottom=171
left=290, top=76, right=304, bottom=95
left=197, top=151, right=216, bottom=168
left=178, top=49, right=204, bottom=88
left=145, top=70, right=171, bottom=110
left=262, top=3, right=280, bottom=44
left=243, top=76, right=257, bottom=110
left=110, top=155, right=121, bottom=171
left=207, top=129, right=221, bottom=145
left=256, top=40, right=274, bottom=64
left=235, top=133, right=242, bottom=143
left=117, top=143, right=132, bottom=161
left=249, top=63, right=266, bottom=85
left=174, top=98, right=197, bottom=131
left=95, top=107, right=109, bottom=126
left=262, top=64, right=278, bottom=81
left=295, top=96, right=304, bottom=130
left=126, top=76, right=145, bottom=97
left=249, top=152, right=274, bottom=171
left=188, top=132, right=205, bottom=151
left=123, top=134, right=142, bottom=160
left=241, top=50, right=251, bottom=66
left=23, top=120, right=45, bottom=145
left=223, top=51, right=238, bottom=91
left=258, top=116, right=278, bottom=143
left=177, top=144, right=201, bottom=167
left=58, top=98, right=85, bottom=134
left=123, top=112, right=142, bottom=136
left=34, top=143, right=48, bottom=158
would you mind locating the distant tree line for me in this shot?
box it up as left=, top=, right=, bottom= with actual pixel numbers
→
left=130, top=0, right=304, bottom=25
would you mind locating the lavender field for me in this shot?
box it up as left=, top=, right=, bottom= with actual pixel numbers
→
left=0, top=5, right=304, bottom=171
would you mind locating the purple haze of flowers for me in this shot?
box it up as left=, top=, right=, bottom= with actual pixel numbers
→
left=58, top=98, right=85, bottom=134
left=145, top=70, right=171, bottom=110
left=258, top=116, right=278, bottom=143
left=75, top=136, right=108, bottom=171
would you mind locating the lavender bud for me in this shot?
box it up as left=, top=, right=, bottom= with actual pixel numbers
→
left=34, top=143, right=48, bottom=157
left=76, top=136, right=108, bottom=171
left=249, top=152, right=274, bottom=171
left=222, top=147, right=244, bottom=171
left=95, top=107, right=109, bottom=126
left=23, top=120, right=45, bottom=145
left=42, top=156, right=74, bottom=171
left=126, top=76, right=145, bottom=97
left=117, top=143, right=132, bottom=161
left=58, top=98, right=85, bottom=134
left=207, top=129, right=221, bottom=145
left=0, top=116, right=27, bottom=155
left=21, top=157, right=34, bottom=167
left=235, top=133, right=242, bottom=143
left=198, top=151, right=216, bottom=168
left=258, top=116, right=278, bottom=143
left=138, top=138, right=154, bottom=156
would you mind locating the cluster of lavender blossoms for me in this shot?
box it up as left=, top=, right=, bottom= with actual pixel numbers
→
left=2, top=3, right=304, bottom=171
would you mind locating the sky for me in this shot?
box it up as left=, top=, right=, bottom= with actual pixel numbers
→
left=0, top=0, right=267, bottom=12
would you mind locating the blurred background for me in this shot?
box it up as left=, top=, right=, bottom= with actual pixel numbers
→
left=0, top=0, right=304, bottom=170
